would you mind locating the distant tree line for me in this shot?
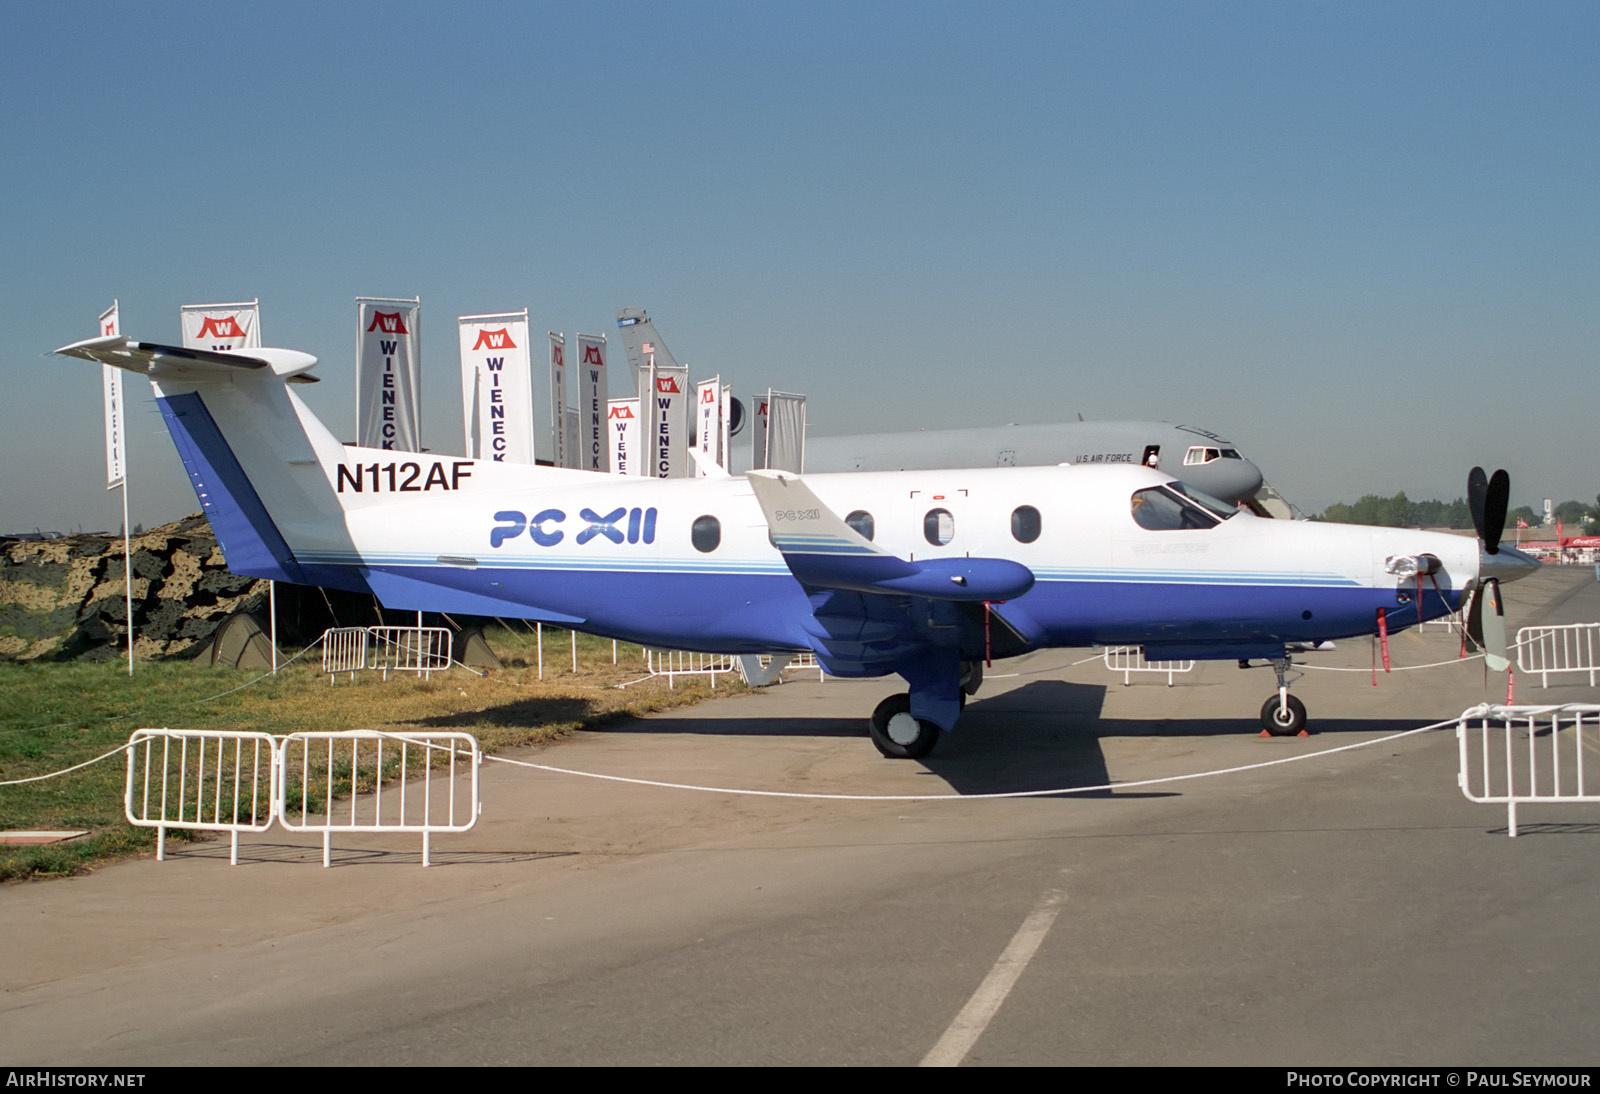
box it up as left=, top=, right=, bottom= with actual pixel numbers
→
left=1315, top=493, right=1599, bottom=533
left=1317, top=494, right=1473, bottom=528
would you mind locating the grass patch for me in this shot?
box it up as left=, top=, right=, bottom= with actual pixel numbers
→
left=0, top=626, right=745, bottom=880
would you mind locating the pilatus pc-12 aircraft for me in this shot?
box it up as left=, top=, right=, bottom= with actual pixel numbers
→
left=57, top=334, right=1534, bottom=759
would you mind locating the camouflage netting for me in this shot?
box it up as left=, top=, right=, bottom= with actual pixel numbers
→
left=0, top=515, right=266, bottom=662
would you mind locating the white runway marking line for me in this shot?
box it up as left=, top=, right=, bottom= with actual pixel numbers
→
left=920, top=887, right=1066, bottom=1067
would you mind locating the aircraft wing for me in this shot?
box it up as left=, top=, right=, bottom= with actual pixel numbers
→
left=746, top=470, right=1037, bottom=727
left=745, top=471, right=1034, bottom=602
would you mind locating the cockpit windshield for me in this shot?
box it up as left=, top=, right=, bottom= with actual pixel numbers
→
left=1129, top=483, right=1237, bottom=531
left=1183, top=446, right=1244, bottom=465
left=1165, top=480, right=1237, bottom=521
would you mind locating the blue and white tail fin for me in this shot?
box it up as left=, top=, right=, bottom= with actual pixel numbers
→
left=57, top=336, right=365, bottom=588
left=53, top=335, right=594, bottom=594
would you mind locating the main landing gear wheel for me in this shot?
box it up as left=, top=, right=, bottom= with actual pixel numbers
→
left=1260, top=694, right=1307, bottom=736
left=869, top=693, right=941, bottom=759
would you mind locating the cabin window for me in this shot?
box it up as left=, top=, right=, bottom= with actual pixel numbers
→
left=1010, top=505, right=1041, bottom=543
left=924, top=508, right=955, bottom=546
left=845, top=510, right=875, bottom=541
left=1184, top=446, right=1224, bottom=466
left=691, top=515, right=722, bottom=553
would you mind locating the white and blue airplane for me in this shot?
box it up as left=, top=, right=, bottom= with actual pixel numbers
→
left=56, top=334, right=1535, bottom=758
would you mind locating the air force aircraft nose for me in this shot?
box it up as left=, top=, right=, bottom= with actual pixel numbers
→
left=1178, top=450, right=1264, bottom=509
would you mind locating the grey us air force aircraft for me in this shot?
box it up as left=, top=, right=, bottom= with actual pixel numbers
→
left=56, top=332, right=1535, bottom=760
left=613, top=307, right=1270, bottom=511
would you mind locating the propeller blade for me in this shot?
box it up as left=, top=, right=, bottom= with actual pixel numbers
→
left=1467, top=466, right=1489, bottom=542
left=1483, top=469, right=1509, bottom=555
left=1480, top=577, right=1509, bottom=672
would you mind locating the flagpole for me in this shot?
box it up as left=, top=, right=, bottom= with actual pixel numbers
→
left=121, top=479, right=133, bottom=676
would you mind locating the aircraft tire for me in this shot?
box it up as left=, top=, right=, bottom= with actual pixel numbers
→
left=869, top=693, right=941, bottom=759
left=1260, top=694, right=1307, bottom=736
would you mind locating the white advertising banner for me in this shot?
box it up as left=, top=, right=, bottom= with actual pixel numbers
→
left=356, top=297, right=421, bottom=451
left=99, top=301, right=124, bottom=490
left=575, top=333, right=609, bottom=472
left=608, top=398, right=640, bottom=477
left=180, top=300, right=260, bottom=351
left=695, top=377, right=722, bottom=476
left=548, top=333, right=568, bottom=468
left=765, top=390, right=807, bottom=473
left=752, top=392, right=770, bottom=471
left=642, top=363, right=688, bottom=478
left=719, top=386, right=734, bottom=471
left=458, top=311, right=533, bottom=463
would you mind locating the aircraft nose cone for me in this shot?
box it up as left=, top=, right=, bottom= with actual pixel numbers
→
left=1480, top=544, right=1539, bottom=585
left=1201, top=460, right=1264, bottom=505
left=1238, top=460, right=1265, bottom=500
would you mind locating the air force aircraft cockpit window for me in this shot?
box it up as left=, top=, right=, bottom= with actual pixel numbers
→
left=1182, top=445, right=1244, bottom=466
left=1129, top=483, right=1238, bottom=531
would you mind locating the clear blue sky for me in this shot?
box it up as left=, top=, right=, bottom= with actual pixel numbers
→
left=4, top=1, right=1596, bottom=533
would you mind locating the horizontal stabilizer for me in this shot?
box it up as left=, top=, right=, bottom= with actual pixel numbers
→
left=747, top=470, right=1034, bottom=602
left=54, top=336, right=319, bottom=383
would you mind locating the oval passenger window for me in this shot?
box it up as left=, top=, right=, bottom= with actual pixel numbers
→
left=691, top=515, right=721, bottom=553
left=1011, top=505, right=1041, bottom=543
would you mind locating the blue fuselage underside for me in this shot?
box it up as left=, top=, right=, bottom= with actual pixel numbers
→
left=351, top=562, right=1458, bottom=673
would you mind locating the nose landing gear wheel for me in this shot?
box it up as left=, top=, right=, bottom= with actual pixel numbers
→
left=1260, top=694, right=1307, bottom=736
left=869, top=693, right=941, bottom=759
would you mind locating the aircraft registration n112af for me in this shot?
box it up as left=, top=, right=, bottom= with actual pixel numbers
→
left=56, top=335, right=1537, bottom=759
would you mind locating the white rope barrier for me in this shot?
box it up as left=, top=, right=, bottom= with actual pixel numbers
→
left=485, top=718, right=1456, bottom=802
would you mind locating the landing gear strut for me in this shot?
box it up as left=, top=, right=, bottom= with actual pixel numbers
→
left=1259, top=657, right=1307, bottom=736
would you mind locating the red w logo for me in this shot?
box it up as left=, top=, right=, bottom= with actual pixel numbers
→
left=699, top=387, right=716, bottom=404
left=552, top=345, right=565, bottom=367
left=366, top=311, right=409, bottom=334
left=581, top=344, right=604, bottom=366
left=608, top=404, right=635, bottom=420
left=472, top=327, right=516, bottom=350
left=197, top=315, right=246, bottom=339
left=656, top=376, right=681, bottom=394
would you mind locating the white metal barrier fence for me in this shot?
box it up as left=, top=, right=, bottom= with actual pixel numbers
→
left=644, top=648, right=741, bottom=688
left=322, top=627, right=369, bottom=680
left=1102, top=646, right=1196, bottom=686
left=1516, top=623, right=1600, bottom=688
left=126, top=729, right=278, bottom=865
left=278, top=731, right=479, bottom=866
left=1456, top=704, right=1600, bottom=836
left=124, top=728, right=480, bottom=866
left=321, top=626, right=454, bottom=681
left=368, top=626, right=453, bottom=679
left=788, top=651, right=826, bottom=681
